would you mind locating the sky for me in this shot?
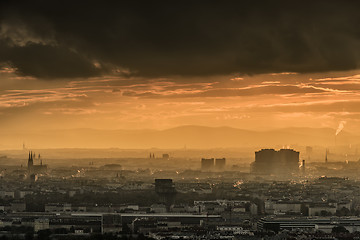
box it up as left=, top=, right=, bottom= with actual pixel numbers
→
left=1, top=1, right=360, bottom=136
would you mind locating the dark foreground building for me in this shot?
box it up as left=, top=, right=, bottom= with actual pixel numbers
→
left=155, top=179, right=177, bottom=209
left=251, top=149, right=299, bottom=175
left=258, top=217, right=360, bottom=233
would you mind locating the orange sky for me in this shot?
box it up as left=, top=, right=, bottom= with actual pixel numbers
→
left=1, top=1, right=360, bottom=148
left=1, top=66, right=360, bottom=134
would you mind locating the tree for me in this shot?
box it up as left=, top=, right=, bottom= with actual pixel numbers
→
left=300, top=204, right=309, bottom=216
left=332, top=225, right=349, bottom=234
left=336, top=207, right=350, bottom=216
left=122, top=223, right=131, bottom=234
left=320, top=210, right=332, bottom=216
left=37, top=229, right=51, bottom=240
left=25, top=231, right=34, bottom=240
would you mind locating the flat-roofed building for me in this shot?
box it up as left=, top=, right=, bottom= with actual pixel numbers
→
left=201, top=158, right=214, bottom=171
left=251, top=149, right=299, bottom=174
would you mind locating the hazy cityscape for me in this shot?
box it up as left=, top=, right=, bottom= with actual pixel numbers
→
left=0, top=129, right=359, bottom=239
left=2, top=1, right=360, bottom=239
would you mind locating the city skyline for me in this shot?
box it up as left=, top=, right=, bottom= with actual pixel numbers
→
left=2, top=2, right=360, bottom=239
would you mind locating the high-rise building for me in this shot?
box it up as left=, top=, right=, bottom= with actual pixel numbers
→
left=305, top=146, right=313, bottom=160
left=201, top=158, right=214, bottom=171
left=155, top=179, right=177, bottom=210
left=251, top=149, right=299, bottom=174
left=215, top=158, right=226, bottom=170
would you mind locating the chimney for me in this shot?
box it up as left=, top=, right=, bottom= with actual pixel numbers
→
left=302, top=159, right=305, bottom=174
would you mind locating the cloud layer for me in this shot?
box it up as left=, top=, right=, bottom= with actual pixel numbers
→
left=1, top=69, right=360, bottom=133
left=1, top=1, right=360, bottom=79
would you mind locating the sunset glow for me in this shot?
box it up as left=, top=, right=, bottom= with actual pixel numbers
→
left=1, top=1, right=360, bottom=149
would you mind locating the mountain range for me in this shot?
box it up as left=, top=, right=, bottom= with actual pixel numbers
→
left=0, top=125, right=357, bottom=149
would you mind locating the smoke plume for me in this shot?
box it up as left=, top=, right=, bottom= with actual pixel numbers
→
left=335, top=121, right=346, bottom=136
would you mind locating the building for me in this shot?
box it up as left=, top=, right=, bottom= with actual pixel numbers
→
left=216, top=226, right=253, bottom=235
left=251, top=149, right=299, bottom=174
left=215, top=158, right=226, bottom=171
left=150, top=204, right=167, bottom=213
left=27, top=151, right=47, bottom=174
left=306, top=146, right=313, bottom=159
left=45, top=203, right=72, bottom=212
left=308, top=204, right=337, bottom=216
left=10, top=202, right=26, bottom=212
left=201, top=158, right=214, bottom=171
left=258, top=217, right=360, bottom=233
left=155, top=179, right=177, bottom=210
left=34, top=218, right=50, bottom=232
left=120, top=213, right=222, bottom=226
left=265, top=200, right=301, bottom=214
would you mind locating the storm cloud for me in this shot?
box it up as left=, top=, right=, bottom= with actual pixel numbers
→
left=1, top=1, right=360, bottom=79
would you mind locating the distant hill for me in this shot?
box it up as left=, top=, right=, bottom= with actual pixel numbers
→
left=0, top=125, right=357, bottom=149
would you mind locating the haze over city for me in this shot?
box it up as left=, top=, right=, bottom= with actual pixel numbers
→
left=1, top=1, right=360, bottom=240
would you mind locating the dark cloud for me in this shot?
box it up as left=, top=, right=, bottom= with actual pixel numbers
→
left=1, top=1, right=360, bottom=79
left=0, top=42, right=105, bottom=78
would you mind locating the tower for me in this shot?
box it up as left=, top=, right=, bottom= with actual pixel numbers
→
left=28, top=151, right=33, bottom=172
left=325, top=149, right=328, bottom=163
